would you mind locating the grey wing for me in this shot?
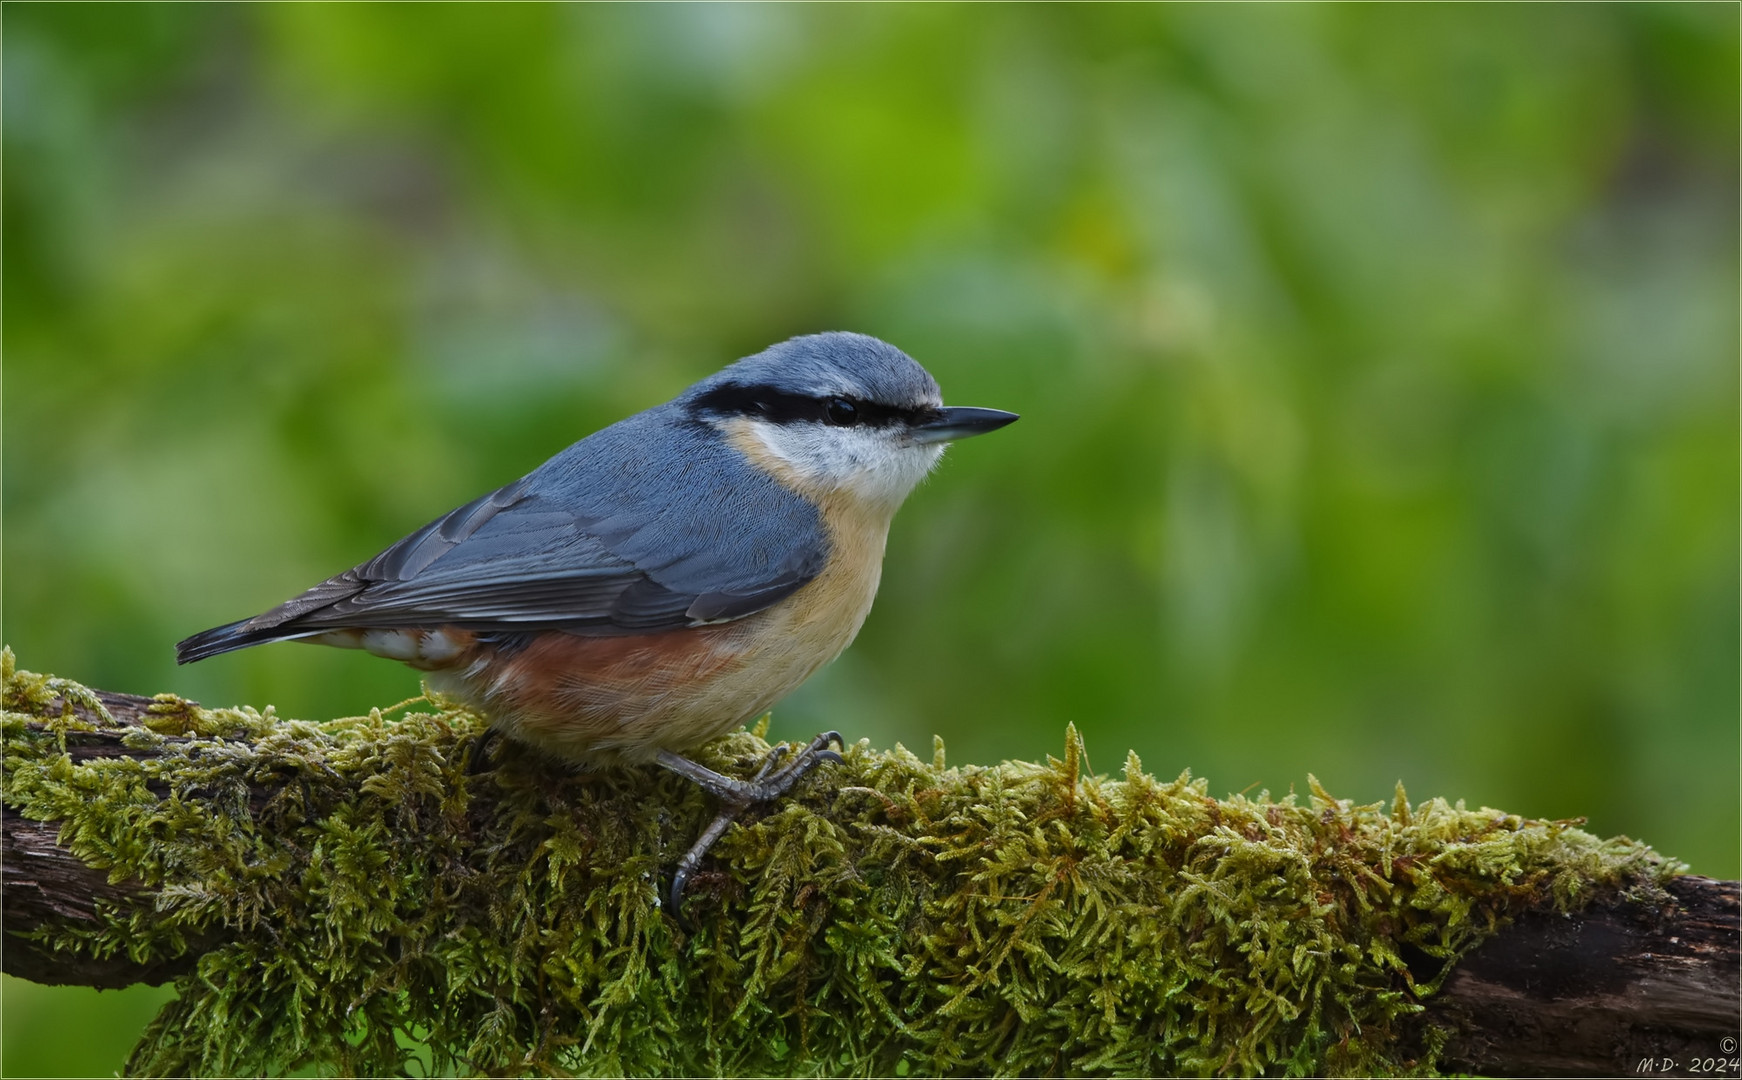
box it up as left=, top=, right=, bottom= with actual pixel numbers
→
left=176, top=413, right=829, bottom=662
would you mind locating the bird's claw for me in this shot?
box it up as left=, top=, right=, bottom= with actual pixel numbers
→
left=666, top=730, right=846, bottom=918
left=749, top=743, right=792, bottom=783
left=466, top=728, right=503, bottom=775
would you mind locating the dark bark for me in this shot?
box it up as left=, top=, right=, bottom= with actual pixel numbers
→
left=1427, top=874, right=1740, bottom=1077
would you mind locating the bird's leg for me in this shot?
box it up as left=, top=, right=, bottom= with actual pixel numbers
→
left=659, top=730, right=844, bottom=913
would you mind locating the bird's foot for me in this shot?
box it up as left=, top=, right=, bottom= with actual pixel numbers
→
left=659, top=731, right=844, bottom=914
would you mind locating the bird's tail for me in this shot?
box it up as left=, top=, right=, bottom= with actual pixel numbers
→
left=175, top=619, right=303, bottom=664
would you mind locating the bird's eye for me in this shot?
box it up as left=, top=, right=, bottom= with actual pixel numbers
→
left=825, top=398, right=858, bottom=426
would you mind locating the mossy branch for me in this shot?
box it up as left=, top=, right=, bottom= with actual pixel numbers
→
left=2, top=650, right=1735, bottom=1077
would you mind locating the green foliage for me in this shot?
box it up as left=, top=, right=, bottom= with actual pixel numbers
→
left=4, top=653, right=1680, bottom=1077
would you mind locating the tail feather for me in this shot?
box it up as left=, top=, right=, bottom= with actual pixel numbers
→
left=175, top=619, right=312, bottom=664
left=177, top=571, right=370, bottom=664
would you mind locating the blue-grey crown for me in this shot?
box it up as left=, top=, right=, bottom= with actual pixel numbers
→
left=686, top=332, right=942, bottom=411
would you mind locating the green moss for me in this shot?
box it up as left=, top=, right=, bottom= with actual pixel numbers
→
left=1, top=650, right=1681, bottom=1077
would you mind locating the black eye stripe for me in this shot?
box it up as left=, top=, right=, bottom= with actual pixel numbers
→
left=690, top=384, right=936, bottom=429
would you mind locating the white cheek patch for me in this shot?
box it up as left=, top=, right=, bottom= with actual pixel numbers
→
left=748, top=422, right=945, bottom=509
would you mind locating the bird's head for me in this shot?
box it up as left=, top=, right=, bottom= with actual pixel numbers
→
left=684, top=332, right=1018, bottom=512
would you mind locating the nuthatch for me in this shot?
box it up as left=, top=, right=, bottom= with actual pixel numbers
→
left=178, top=332, right=1017, bottom=907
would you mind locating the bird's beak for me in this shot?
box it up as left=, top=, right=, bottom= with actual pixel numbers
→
left=909, top=406, right=1020, bottom=445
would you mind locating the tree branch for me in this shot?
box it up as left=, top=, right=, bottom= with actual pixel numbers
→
left=3, top=653, right=1736, bottom=1076
left=1430, top=874, right=1738, bottom=1076
left=3, top=690, right=212, bottom=987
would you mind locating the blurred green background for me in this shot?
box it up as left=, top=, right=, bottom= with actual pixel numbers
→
left=5, top=4, right=1737, bottom=1075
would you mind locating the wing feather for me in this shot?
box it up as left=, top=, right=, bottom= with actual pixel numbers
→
left=176, top=407, right=828, bottom=662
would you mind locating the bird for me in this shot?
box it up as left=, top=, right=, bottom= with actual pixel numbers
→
left=177, top=331, right=1018, bottom=908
